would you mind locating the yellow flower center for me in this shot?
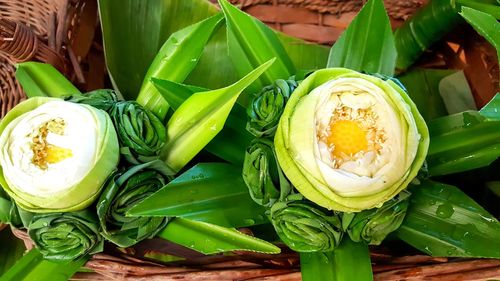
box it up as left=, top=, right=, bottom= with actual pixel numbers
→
left=328, top=120, right=368, bottom=158
left=31, top=118, right=73, bottom=169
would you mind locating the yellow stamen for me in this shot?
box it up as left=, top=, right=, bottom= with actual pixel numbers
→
left=328, top=120, right=368, bottom=158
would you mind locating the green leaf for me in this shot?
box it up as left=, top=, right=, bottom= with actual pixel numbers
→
left=160, top=59, right=274, bottom=172
left=218, top=0, right=295, bottom=93
left=136, top=13, right=224, bottom=119
left=427, top=95, right=500, bottom=175
left=397, top=68, right=453, bottom=121
left=15, top=62, right=80, bottom=98
left=0, top=249, right=87, bottom=281
left=128, top=163, right=268, bottom=228
left=301, top=239, right=373, bottom=281
left=157, top=218, right=280, bottom=255
left=327, top=0, right=396, bottom=75
left=0, top=229, right=25, bottom=276
left=460, top=6, right=500, bottom=61
left=397, top=180, right=500, bottom=258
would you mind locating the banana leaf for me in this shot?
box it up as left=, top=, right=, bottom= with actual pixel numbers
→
left=427, top=94, right=500, bottom=176
left=128, top=163, right=268, bottom=228
left=15, top=62, right=80, bottom=98
left=218, top=0, right=295, bottom=93
left=157, top=218, right=280, bottom=255
left=160, top=59, right=274, bottom=172
left=98, top=0, right=328, bottom=102
left=136, top=13, right=224, bottom=119
left=327, top=0, right=396, bottom=76
left=0, top=229, right=25, bottom=277
left=460, top=6, right=500, bottom=61
left=0, top=249, right=86, bottom=281
left=397, top=180, right=500, bottom=258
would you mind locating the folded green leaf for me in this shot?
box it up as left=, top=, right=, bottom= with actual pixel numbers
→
left=157, top=218, right=280, bottom=255
left=247, top=78, right=297, bottom=137
left=97, top=160, right=170, bottom=248
left=219, top=0, right=296, bottom=93
left=427, top=94, right=500, bottom=176
left=128, top=163, right=267, bottom=228
left=161, top=59, right=274, bottom=172
left=242, top=138, right=280, bottom=208
left=152, top=79, right=253, bottom=165
left=327, top=0, right=396, bottom=76
left=64, top=89, right=118, bottom=111
left=0, top=197, right=20, bottom=226
left=460, top=6, right=500, bottom=61
left=397, top=180, right=500, bottom=258
left=136, top=13, right=224, bottom=119
left=342, top=190, right=410, bottom=245
left=110, top=101, right=167, bottom=164
left=15, top=62, right=80, bottom=98
left=28, top=210, right=103, bottom=262
left=270, top=199, right=343, bottom=252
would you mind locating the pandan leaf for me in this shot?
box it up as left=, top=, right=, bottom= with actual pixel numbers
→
left=460, top=6, right=500, bottom=61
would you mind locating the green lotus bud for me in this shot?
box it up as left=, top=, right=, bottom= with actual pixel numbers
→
left=0, top=97, right=119, bottom=212
left=274, top=68, right=429, bottom=212
left=242, top=138, right=280, bottom=207
left=65, top=89, right=118, bottom=111
left=270, top=199, right=342, bottom=252
left=247, top=78, right=297, bottom=137
left=342, top=190, right=410, bottom=245
left=96, top=160, right=170, bottom=248
left=110, top=101, right=167, bottom=164
left=28, top=210, right=103, bottom=262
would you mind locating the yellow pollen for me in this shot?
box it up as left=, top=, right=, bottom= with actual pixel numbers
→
left=45, top=145, right=73, bottom=164
left=327, top=120, right=368, bottom=158
left=31, top=118, right=72, bottom=169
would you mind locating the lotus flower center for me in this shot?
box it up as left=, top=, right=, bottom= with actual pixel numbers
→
left=328, top=120, right=368, bottom=158
left=31, top=118, right=73, bottom=169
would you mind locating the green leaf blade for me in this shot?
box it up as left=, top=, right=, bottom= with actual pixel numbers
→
left=128, top=163, right=268, bottom=228
left=219, top=0, right=295, bottom=92
left=460, top=7, right=500, bottom=61
left=327, top=0, right=396, bottom=75
left=157, top=218, right=280, bottom=255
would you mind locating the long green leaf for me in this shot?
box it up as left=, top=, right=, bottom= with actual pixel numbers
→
left=128, top=163, right=268, bottom=228
left=219, top=0, right=295, bottom=93
left=397, top=180, right=500, bottom=258
left=327, top=0, right=396, bottom=75
left=0, top=229, right=25, bottom=276
left=15, top=62, right=80, bottom=98
left=0, top=249, right=87, bottom=281
left=161, top=59, right=274, bottom=172
left=460, top=6, right=500, bottom=61
left=427, top=94, right=500, bottom=175
left=157, top=218, right=280, bottom=255
left=152, top=79, right=252, bottom=165
left=136, top=13, right=224, bottom=119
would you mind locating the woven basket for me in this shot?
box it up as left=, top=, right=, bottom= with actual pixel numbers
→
left=1, top=0, right=499, bottom=280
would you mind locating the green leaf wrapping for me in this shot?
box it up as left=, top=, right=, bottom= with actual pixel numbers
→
left=270, top=200, right=342, bottom=252
left=460, top=7, right=500, bottom=61
left=127, top=163, right=267, bottom=228
left=327, top=0, right=396, bottom=76
left=427, top=94, right=500, bottom=176
left=247, top=78, right=298, bottom=137
left=219, top=0, right=296, bottom=93
left=64, top=89, right=118, bottom=112
left=28, top=210, right=103, bottom=262
left=96, top=160, right=170, bottom=248
left=110, top=101, right=167, bottom=164
left=342, top=190, right=410, bottom=245
left=397, top=180, right=500, bottom=258
left=242, top=138, right=280, bottom=208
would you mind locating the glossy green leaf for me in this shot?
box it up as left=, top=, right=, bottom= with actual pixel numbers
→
left=128, top=163, right=268, bottom=228
left=160, top=59, right=274, bottom=172
left=460, top=6, right=500, bottom=60
left=219, top=0, right=295, bottom=93
left=327, top=0, right=396, bottom=75
left=15, top=62, right=80, bottom=98
left=0, top=229, right=25, bottom=276
left=152, top=79, right=252, bottom=165
left=397, top=180, right=500, bottom=258
left=427, top=95, right=500, bottom=175
left=0, top=249, right=86, bottom=281
left=157, top=218, right=280, bottom=255
left=136, top=13, right=224, bottom=119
